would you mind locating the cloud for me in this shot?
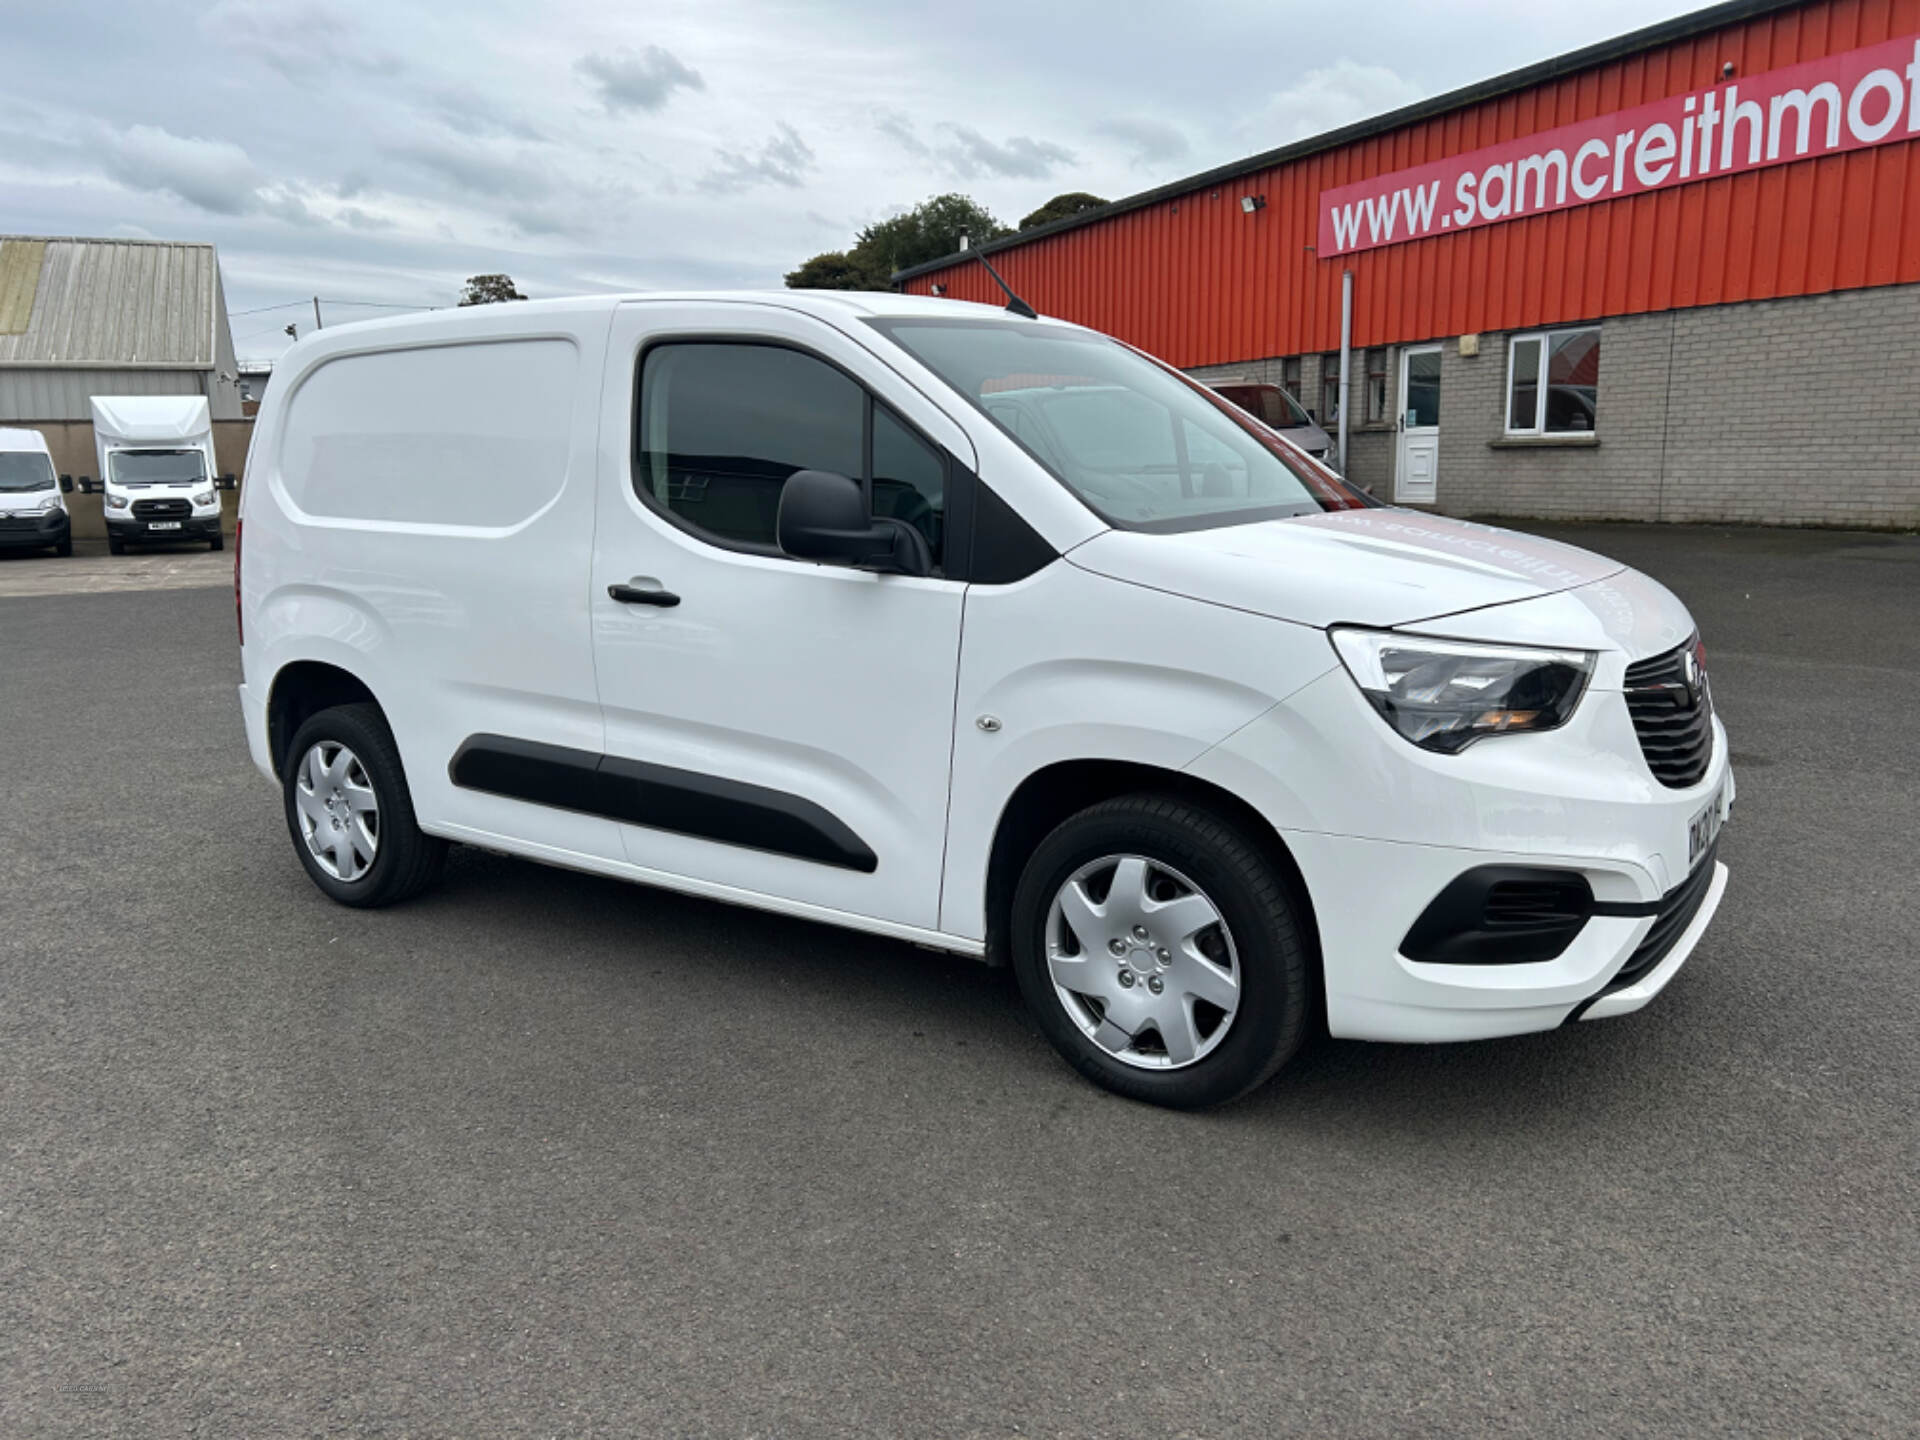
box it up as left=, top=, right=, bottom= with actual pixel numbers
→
left=874, top=109, right=930, bottom=159
left=429, top=87, right=546, bottom=142
left=255, top=185, right=321, bottom=226
left=698, top=124, right=815, bottom=193
left=576, top=46, right=704, bottom=114
left=390, top=140, right=555, bottom=201
left=101, top=125, right=264, bottom=215
left=1239, top=61, right=1422, bottom=147
left=202, top=0, right=403, bottom=79
left=507, top=205, right=589, bottom=239
left=338, top=205, right=395, bottom=232
left=936, top=126, right=1075, bottom=181
left=1095, top=117, right=1190, bottom=168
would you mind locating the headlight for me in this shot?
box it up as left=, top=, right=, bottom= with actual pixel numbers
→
left=1329, top=627, right=1594, bottom=754
left=105, top=492, right=130, bottom=510
left=194, top=490, right=216, bottom=507
left=36, top=496, right=64, bottom=515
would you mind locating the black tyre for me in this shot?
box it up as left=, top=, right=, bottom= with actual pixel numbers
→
left=210, top=534, right=225, bottom=552
left=1010, top=794, right=1310, bottom=1108
left=282, top=702, right=446, bottom=908
left=107, top=535, right=125, bottom=555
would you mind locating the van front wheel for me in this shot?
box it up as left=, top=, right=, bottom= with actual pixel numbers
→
left=1010, top=794, right=1309, bottom=1109
left=282, top=702, right=446, bottom=908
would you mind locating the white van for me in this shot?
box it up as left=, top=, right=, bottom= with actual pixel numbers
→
left=236, top=293, right=1732, bottom=1107
left=0, top=427, right=71, bottom=557
left=91, top=395, right=225, bottom=553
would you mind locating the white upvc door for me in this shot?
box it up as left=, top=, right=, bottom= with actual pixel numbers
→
left=1394, top=345, right=1442, bottom=504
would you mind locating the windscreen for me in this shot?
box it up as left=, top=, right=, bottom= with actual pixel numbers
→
left=871, top=318, right=1365, bottom=530
left=0, top=452, right=55, bottom=491
left=109, top=449, right=207, bottom=486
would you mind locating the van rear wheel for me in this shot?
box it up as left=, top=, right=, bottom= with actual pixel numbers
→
left=282, top=702, right=445, bottom=908
left=1010, top=794, right=1309, bottom=1109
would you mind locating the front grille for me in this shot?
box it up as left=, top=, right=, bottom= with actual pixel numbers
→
left=1623, top=637, right=1714, bottom=788
left=132, top=497, right=191, bottom=519
left=1603, top=839, right=1720, bottom=993
left=0, top=514, right=44, bottom=531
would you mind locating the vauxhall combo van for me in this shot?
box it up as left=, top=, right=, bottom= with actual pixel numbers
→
left=236, top=292, right=1732, bottom=1107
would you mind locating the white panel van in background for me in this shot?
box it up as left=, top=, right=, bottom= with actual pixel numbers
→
left=91, top=395, right=224, bottom=553
left=234, top=292, right=1732, bottom=1108
left=0, top=427, right=71, bottom=557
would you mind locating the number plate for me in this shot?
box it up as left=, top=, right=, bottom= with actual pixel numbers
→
left=147, top=521, right=181, bottom=531
left=1687, top=783, right=1726, bottom=869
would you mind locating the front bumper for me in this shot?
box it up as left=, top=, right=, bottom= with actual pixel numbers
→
left=1187, top=662, right=1734, bottom=1043
left=0, top=510, right=69, bottom=549
left=107, top=513, right=222, bottom=541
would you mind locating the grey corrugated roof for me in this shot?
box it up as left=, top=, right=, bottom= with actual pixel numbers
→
left=0, top=237, right=216, bottom=368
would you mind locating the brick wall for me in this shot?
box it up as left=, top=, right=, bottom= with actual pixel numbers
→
left=1188, top=283, right=1920, bottom=528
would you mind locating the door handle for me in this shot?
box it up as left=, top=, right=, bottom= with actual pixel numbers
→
left=608, top=579, right=680, bottom=607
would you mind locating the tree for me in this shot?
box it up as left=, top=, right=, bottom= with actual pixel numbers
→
left=785, top=193, right=1010, bottom=290
left=1020, top=192, right=1107, bottom=230
left=851, top=193, right=1009, bottom=278
left=783, top=250, right=885, bottom=291
left=459, top=273, right=527, bottom=306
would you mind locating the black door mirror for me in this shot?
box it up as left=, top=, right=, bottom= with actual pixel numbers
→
left=78, top=475, right=94, bottom=494
left=59, top=474, right=73, bottom=493
left=777, top=469, right=931, bottom=577
left=218, top=473, right=238, bottom=491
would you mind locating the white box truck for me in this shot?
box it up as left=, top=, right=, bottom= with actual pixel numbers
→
left=91, top=395, right=224, bottom=553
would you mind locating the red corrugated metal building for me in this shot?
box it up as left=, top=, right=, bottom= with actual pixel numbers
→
left=895, top=0, right=1920, bottom=527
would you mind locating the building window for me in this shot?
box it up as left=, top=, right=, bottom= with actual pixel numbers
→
left=1322, top=356, right=1341, bottom=427
left=1365, top=348, right=1391, bottom=424
left=1281, top=356, right=1302, bottom=408
left=1506, top=327, right=1600, bottom=435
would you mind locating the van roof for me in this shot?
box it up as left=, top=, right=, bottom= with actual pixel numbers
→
left=286, top=289, right=1078, bottom=345
left=89, top=394, right=212, bottom=443
left=0, top=426, right=52, bottom=453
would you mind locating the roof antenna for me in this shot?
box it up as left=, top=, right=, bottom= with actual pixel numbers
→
left=960, top=233, right=1037, bottom=319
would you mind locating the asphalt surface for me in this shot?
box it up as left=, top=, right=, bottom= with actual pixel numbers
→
left=2, top=522, right=1915, bottom=1437
left=0, top=540, right=229, bottom=599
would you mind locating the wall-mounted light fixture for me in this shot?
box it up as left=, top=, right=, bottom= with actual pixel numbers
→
left=1240, top=194, right=1267, bottom=214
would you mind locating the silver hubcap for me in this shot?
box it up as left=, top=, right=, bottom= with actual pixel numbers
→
left=1044, top=854, right=1241, bottom=1070
left=294, top=740, right=379, bottom=883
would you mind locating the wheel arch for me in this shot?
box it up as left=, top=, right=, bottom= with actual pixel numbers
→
left=981, top=759, right=1321, bottom=990
left=266, top=659, right=383, bottom=780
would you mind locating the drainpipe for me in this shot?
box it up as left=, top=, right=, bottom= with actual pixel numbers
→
left=1336, top=269, right=1353, bottom=476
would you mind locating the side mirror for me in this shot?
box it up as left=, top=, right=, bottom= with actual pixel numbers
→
left=59, top=474, right=73, bottom=493
left=218, top=473, right=238, bottom=491
left=776, top=469, right=931, bottom=577
left=78, top=476, right=95, bottom=494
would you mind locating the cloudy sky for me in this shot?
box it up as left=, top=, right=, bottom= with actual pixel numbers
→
left=3, top=0, right=1695, bottom=360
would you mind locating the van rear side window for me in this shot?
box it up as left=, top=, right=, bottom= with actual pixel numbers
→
left=279, top=340, right=577, bottom=527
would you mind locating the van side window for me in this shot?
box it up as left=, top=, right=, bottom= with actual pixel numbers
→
left=636, top=341, right=947, bottom=570
left=637, top=344, right=862, bottom=550
left=871, top=405, right=943, bottom=564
